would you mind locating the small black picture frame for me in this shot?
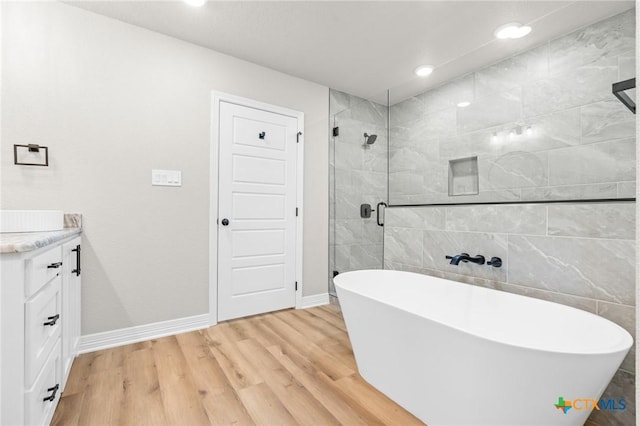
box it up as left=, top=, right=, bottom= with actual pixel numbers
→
left=14, top=144, right=49, bottom=166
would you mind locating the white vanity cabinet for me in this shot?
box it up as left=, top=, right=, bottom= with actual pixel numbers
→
left=1, top=233, right=81, bottom=426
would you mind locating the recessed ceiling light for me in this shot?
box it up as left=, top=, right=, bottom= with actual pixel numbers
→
left=457, top=101, right=471, bottom=108
left=184, top=0, right=206, bottom=7
left=494, top=23, right=531, bottom=40
left=414, top=65, right=434, bottom=77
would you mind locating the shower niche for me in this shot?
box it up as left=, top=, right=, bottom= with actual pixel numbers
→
left=448, top=156, right=479, bottom=196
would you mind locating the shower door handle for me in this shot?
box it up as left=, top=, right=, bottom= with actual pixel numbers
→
left=376, top=202, right=387, bottom=227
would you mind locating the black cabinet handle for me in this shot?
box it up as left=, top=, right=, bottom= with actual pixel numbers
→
left=43, top=314, right=60, bottom=326
left=47, top=262, right=62, bottom=269
left=376, top=202, right=387, bottom=227
left=43, top=384, right=59, bottom=402
left=221, top=218, right=230, bottom=226
left=72, top=244, right=81, bottom=276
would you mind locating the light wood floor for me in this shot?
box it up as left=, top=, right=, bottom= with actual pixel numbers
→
left=52, top=304, right=423, bottom=425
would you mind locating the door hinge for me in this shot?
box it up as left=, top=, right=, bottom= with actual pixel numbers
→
left=295, top=281, right=298, bottom=291
left=296, top=207, right=298, bottom=217
left=296, top=131, right=302, bottom=143
left=333, top=126, right=339, bottom=137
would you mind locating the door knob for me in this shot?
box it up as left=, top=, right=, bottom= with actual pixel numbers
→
left=221, top=218, right=230, bottom=226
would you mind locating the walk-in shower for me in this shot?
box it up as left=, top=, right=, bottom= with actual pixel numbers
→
left=329, top=7, right=635, bottom=426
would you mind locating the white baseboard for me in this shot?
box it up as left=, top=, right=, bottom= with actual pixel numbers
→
left=298, top=293, right=330, bottom=309
left=78, top=297, right=329, bottom=354
left=78, top=314, right=210, bottom=354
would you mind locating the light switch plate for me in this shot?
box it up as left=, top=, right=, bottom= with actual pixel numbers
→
left=152, top=169, right=182, bottom=186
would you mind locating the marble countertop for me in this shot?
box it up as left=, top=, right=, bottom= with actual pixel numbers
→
left=0, top=227, right=82, bottom=254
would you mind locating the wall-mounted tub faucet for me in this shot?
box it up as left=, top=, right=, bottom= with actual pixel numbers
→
left=445, top=253, right=485, bottom=266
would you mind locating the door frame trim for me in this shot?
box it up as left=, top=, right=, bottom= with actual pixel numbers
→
left=209, top=91, right=304, bottom=326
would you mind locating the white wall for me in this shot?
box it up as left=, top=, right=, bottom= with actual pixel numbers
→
left=1, top=2, right=329, bottom=334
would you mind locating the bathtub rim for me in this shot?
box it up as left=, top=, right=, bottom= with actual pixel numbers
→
left=334, top=269, right=633, bottom=357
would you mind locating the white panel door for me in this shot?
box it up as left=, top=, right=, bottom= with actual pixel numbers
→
left=218, top=101, right=298, bottom=321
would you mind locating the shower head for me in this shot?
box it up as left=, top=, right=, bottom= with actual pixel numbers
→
left=364, top=133, right=378, bottom=145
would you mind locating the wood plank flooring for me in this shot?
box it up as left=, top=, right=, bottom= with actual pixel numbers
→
left=52, top=305, right=424, bottom=426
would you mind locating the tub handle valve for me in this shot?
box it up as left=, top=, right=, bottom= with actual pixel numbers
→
left=487, top=257, right=502, bottom=268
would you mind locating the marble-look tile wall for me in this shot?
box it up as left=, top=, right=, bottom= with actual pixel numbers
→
left=329, top=89, right=388, bottom=293
left=384, top=202, right=635, bottom=425
left=389, top=9, right=636, bottom=205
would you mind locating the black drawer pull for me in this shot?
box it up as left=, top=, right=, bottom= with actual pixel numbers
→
left=43, top=384, right=59, bottom=402
left=47, top=262, right=62, bottom=269
left=72, top=244, right=81, bottom=276
left=43, top=314, right=60, bottom=326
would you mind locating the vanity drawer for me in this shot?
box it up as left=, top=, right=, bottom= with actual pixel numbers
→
left=26, top=245, right=63, bottom=298
left=25, top=275, right=62, bottom=387
left=24, top=339, right=62, bottom=426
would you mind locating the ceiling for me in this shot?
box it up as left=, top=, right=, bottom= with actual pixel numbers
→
left=68, top=0, right=634, bottom=104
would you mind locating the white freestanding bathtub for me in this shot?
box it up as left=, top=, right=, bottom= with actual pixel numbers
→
left=334, top=270, right=633, bottom=426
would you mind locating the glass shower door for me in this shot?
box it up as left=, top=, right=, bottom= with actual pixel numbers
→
left=329, top=90, right=388, bottom=296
